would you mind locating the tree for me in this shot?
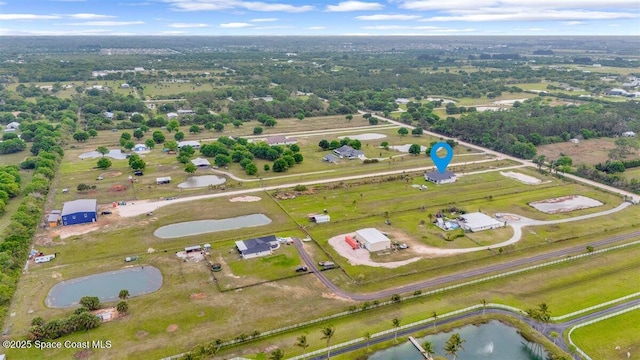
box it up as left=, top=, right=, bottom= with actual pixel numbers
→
left=368, top=117, right=379, bottom=125
left=422, top=341, right=436, bottom=358
left=290, top=144, right=300, bottom=153
left=432, top=311, right=438, bottom=330
left=264, top=164, right=270, bottom=172
left=293, top=153, right=304, bottom=163
left=120, top=132, right=132, bottom=141
left=264, top=118, right=277, bottom=127
left=409, top=144, right=421, bottom=155
left=119, top=289, right=130, bottom=300
left=296, top=335, right=309, bottom=359
left=481, top=299, right=487, bottom=316
left=145, top=139, right=155, bottom=149
left=345, top=114, right=353, bottom=121
left=556, top=155, right=573, bottom=167
left=189, top=125, right=201, bottom=134
left=124, top=141, right=135, bottom=151
left=152, top=131, right=165, bottom=144
left=321, top=326, right=335, bottom=360
left=533, top=155, right=546, bottom=171
left=269, top=349, right=284, bottom=360
left=116, top=300, right=129, bottom=315
left=128, top=154, right=146, bottom=171
left=253, top=127, right=263, bottom=135
left=398, top=127, right=409, bottom=136
left=319, top=139, right=330, bottom=150
left=73, top=132, right=89, bottom=142
left=232, top=120, right=243, bottom=128
left=444, top=333, right=465, bottom=360
left=166, top=120, right=180, bottom=133
left=364, top=332, right=371, bottom=351
left=79, top=296, right=101, bottom=310
left=174, top=131, right=185, bottom=141
left=97, top=157, right=112, bottom=170
left=185, top=163, right=197, bottom=175
left=213, top=122, right=224, bottom=132
left=164, top=140, right=178, bottom=152
left=214, top=154, right=231, bottom=167
left=272, top=158, right=289, bottom=172
left=88, top=129, right=98, bottom=138
left=245, top=163, right=258, bottom=176
left=392, top=318, right=401, bottom=343
left=133, top=129, right=144, bottom=140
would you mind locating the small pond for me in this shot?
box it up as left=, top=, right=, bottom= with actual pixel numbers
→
left=46, top=266, right=162, bottom=308
left=79, top=149, right=128, bottom=160
left=368, top=321, right=543, bottom=360
left=177, top=175, right=226, bottom=189
left=154, top=213, right=272, bottom=239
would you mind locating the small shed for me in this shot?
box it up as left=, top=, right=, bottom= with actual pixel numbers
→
left=35, top=254, right=56, bottom=263
left=177, top=140, right=200, bottom=149
left=355, top=228, right=391, bottom=252
left=156, top=176, right=171, bottom=185
left=134, top=143, right=148, bottom=152
left=191, top=157, right=211, bottom=167
left=167, top=112, right=179, bottom=119
left=5, top=121, right=20, bottom=130
left=310, top=214, right=331, bottom=223
left=47, top=210, right=61, bottom=227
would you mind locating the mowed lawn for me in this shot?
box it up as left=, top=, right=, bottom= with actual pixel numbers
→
left=571, top=310, right=640, bottom=360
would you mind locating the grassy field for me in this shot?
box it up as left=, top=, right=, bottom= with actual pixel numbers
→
left=571, top=310, right=640, bottom=360
left=536, top=137, right=638, bottom=165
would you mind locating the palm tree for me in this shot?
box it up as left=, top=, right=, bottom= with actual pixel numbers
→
left=392, top=318, right=401, bottom=342
left=364, top=332, right=371, bottom=351
left=119, top=289, right=130, bottom=300
left=432, top=311, right=438, bottom=331
left=481, top=299, right=487, bottom=316
left=296, top=335, right=309, bottom=359
left=321, top=326, right=335, bottom=359
left=422, top=341, right=436, bottom=359
left=444, top=333, right=465, bottom=360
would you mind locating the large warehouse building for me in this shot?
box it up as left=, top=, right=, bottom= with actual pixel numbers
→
left=61, top=199, right=98, bottom=226
left=355, top=228, right=391, bottom=252
left=459, top=212, right=504, bottom=232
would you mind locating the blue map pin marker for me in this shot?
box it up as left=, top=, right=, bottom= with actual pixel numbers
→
left=430, top=142, right=453, bottom=174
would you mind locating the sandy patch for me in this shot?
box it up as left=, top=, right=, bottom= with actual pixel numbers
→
left=389, top=144, right=427, bottom=153
left=500, top=171, right=542, bottom=185
left=529, top=195, right=603, bottom=214
left=50, top=222, right=102, bottom=239
left=322, top=292, right=354, bottom=301
left=99, top=170, right=123, bottom=178
left=229, top=196, right=261, bottom=202
left=92, top=307, right=119, bottom=322
left=190, top=293, right=207, bottom=300
left=166, top=324, right=178, bottom=332
left=338, top=133, right=387, bottom=140
left=328, top=234, right=421, bottom=268
left=135, top=330, right=148, bottom=339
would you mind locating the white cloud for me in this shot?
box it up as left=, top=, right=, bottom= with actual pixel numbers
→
left=0, top=2, right=6, bottom=5
left=219, top=22, right=254, bottom=28
left=68, top=13, right=116, bottom=19
left=326, top=1, right=384, bottom=12
left=250, top=18, right=278, bottom=22
left=362, top=25, right=463, bottom=30
left=66, top=21, right=145, bottom=26
left=356, top=14, right=422, bottom=20
left=307, top=26, right=326, bottom=30
left=169, top=23, right=209, bottom=28
left=423, top=10, right=638, bottom=22
left=564, top=21, right=586, bottom=25
left=399, top=0, right=640, bottom=10
left=0, top=14, right=62, bottom=20
left=166, top=1, right=314, bottom=13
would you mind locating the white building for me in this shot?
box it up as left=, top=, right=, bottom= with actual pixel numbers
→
left=355, top=228, right=391, bottom=252
left=167, top=112, right=178, bottom=119
left=622, top=131, right=636, bottom=137
left=177, top=140, right=200, bottom=149
left=5, top=121, right=20, bottom=130
left=459, top=212, right=504, bottom=232
left=134, top=144, right=148, bottom=152
left=236, top=235, right=277, bottom=260
left=424, top=170, right=457, bottom=184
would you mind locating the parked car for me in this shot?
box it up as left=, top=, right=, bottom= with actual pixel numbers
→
left=101, top=210, right=113, bottom=215
left=319, top=261, right=335, bottom=269
left=134, top=170, right=143, bottom=176
left=399, top=244, right=409, bottom=249
left=96, top=176, right=104, bottom=180
left=295, top=266, right=308, bottom=272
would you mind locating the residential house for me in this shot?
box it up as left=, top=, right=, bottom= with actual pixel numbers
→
left=177, top=140, right=200, bottom=149
left=177, top=109, right=195, bottom=115
left=266, top=135, right=297, bottom=146
left=424, top=170, right=457, bottom=184
left=104, top=111, right=114, bottom=120
left=322, top=153, right=339, bottom=163
left=134, top=144, right=148, bottom=152
left=167, top=112, right=178, bottom=119
left=191, top=157, right=210, bottom=167
left=235, top=235, right=278, bottom=260
left=333, top=145, right=364, bottom=160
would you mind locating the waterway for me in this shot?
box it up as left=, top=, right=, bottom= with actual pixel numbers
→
left=368, top=321, right=543, bottom=360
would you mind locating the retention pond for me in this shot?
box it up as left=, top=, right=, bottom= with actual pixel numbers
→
left=46, top=266, right=162, bottom=308
left=153, top=213, right=272, bottom=239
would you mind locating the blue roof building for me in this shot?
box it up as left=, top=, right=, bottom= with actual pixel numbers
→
left=61, top=199, right=98, bottom=226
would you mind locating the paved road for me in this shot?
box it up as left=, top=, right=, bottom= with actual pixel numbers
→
left=293, top=230, right=640, bottom=301
left=308, top=299, right=640, bottom=360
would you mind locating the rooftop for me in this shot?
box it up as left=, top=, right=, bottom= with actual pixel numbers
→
left=425, top=170, right=456, bottom=181
left=355, top=228, right=390, bottom=244
left=460, top=212, right=503, bottom=229
left=236, top=235, right=277, bottom=255
left=61, top=199, right=97, bottom=216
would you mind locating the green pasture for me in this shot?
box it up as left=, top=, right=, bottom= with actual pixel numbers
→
left=571, top=310, right=640, bottom=360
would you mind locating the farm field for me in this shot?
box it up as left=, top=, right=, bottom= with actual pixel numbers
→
left=571, top=310, right=640, bottom=360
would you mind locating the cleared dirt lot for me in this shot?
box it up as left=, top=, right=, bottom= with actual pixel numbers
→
left=537, top=138, right=640, bottom=165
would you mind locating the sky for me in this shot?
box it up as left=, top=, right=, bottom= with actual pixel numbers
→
left=0, top=0, right=638, bottom=36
